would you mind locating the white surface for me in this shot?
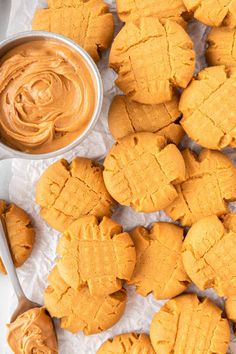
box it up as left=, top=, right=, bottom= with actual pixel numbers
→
left=0, top=158, right=12, bottom=351
left=0, top=274, right=11, bottom=351
left=1, top=0, right=236, bottom=353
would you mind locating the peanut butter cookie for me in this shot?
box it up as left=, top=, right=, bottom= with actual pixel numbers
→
left=56, top=216, right=136, bottom=296
left=225, top=296, right=236, bottom=323
left=109, top=17, right=195, bottom=104
left=36, top=158, right=114, bottom=232
left=183, top=0, right=236, bottom=27
left=44, top=266, right=127, bottom=335
left=182, top=214, right=236, bottom=297
left=0, top=200, right=35, bottom=274
left=32, top=0, right=114, bottom=62
left=180, top=66, right=236, bottom=149
left=165, top=149, right=236, bottom=226
left=103, top=133, right=186, bottom=213
left=116, top=0, right=187, bottom=25
left=108, top=94, right=184, bottom=144
left=128, top=223, right=190, bottom=299
left=150, top=294, right=230, bottom=354
left=207, top=27, right=236, bottom=68
left=97, top=333, right=155, bottom=354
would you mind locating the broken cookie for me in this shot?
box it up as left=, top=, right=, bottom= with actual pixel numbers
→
left=103, top=132, right=186, bottom=213
left=128, top=222, right=190, bottom=300
left=165, top=149, right=236, bottom=226
left=0, top=200, right=35, bottom=274
left=56, top=216, right=136, bottom=296
left=36, top=157, right=114, bottom=232
left=44, top=266, right=127, bottom=335
left=109, top=17, right=195, bottom=104
left=32, top=0, right=114, bottom=62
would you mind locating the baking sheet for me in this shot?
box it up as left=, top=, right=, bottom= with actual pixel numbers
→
left=3, top=0, right=236, bottom=352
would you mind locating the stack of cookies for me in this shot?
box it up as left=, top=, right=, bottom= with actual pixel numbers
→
left=32, top=0, right=236, bottom=353
left=36, top=157, right=136, bottom=334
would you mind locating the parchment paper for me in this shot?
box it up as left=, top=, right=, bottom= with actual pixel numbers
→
left=4, top=1, right=236, bottom=353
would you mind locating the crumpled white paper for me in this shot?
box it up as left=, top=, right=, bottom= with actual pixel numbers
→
left=4, top=0, right=236, bottom=353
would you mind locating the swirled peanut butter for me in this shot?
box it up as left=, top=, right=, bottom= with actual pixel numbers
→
left=0, top=39, right=96, bottom=154
left=7, top=307, right=58, bottom=354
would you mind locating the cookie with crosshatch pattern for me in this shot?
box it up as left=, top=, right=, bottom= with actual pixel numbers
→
left=180, top=66, right=236, bottom=149
left=36, top=157, right=114, bottom=232
left=182, top=214, right=236, bottom=297
left=56, top=215, right=136, bottom=296
left=165, top=149, right=236, bottom=226
left=109, top=16, right=195, bottom=104
left=103, top=132, right=186, bottom=213
left=116, top=0, right=188, bottom=26
left=32, top=0, right=114, bottom=62
left=0, top=200, right=35, bottom=274
left=44, top=266, right=127, bottom=335
left=97, top=333, right=155, bottom=354
left=225, top=296, right=236, bottom=324
left=207, top=27, right=236, bottom=68
left=150, top=294, right=230, bottom=354
left=108, top=94, right=184, bottom=144
left=128, top=222, right=190, bottom=299
left=183, top=0, right=236, bottom=27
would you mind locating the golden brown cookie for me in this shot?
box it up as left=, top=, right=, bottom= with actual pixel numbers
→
left=103, top=132, right=186, bottom=213
left=225, top=296, right=236, bottom=323
left=32, top=0, right=114, bottom=62
left=109, top=17, right=195, bottom=105
left=182, top=214, right=236, bottom=297
left=165, top=149, right=236, bottom=226
left=116, top=0, right=187, bottom=25
left=207, top=27, right=236, bottom=68
left=36, top=158, right=114, bottom=232
left=150, top=294, right=230, bottom=354
left=0, top=200, right=35, bottom=274
left=56, top=216, right=136, bottom=296
left=48, top=0, right=82, bottom=6
left=97, top=333, right=155, bottom=354
left=183, top=0, right=236, bottom=27
left=180, top=66, right=236, bottom=149
left=108, top=94, right=184, bottom=144
left=44, top=266, right=127, bottom=335
left=128, top=223, right=190, bottom=300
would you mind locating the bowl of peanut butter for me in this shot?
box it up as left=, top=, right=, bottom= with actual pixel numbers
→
left=0, top=31, right=103, bottom=159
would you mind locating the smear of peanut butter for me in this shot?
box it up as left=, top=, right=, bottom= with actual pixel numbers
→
left=0, top=39, right=96, bottom=154
left=7, top=307, right=58, bottom=354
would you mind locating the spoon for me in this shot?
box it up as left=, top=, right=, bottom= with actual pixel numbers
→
left=0, top=218, right=40, bottom=322
left=0, top=0, right=40, bottom=331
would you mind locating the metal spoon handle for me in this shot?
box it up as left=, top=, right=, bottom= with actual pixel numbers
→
left=0, top=219, right=25, bottom=300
